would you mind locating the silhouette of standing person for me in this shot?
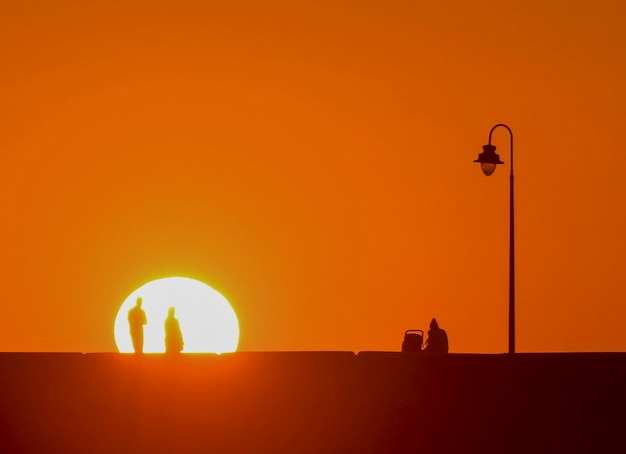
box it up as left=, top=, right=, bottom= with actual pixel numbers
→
left=165, top=306, right=184, bottom=354
left=128, top=297, right=147, bottom=354
left=425, top=318, right=449, bottom=353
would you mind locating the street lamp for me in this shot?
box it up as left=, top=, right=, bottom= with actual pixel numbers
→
left=473, top=123, right=515, bottom=354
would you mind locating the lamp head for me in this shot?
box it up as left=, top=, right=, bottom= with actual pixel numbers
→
left=474, top=144, right=504, bottom=176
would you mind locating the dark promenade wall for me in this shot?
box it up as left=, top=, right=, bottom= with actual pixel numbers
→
left=1, top=352, right=625, bottom=453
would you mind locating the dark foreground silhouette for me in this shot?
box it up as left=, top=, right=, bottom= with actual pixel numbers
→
left=425, top=318, right=448, bottom=353
left=127, top=297, right=146, bottom=354
left=401, top=329, right=424, bottom=352
left=164, top=306, right=184, bottom=353
left=1, top=352, right=625, bottom=453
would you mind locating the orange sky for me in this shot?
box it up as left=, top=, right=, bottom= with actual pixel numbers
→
left=1, top=1, right=625, bottom=353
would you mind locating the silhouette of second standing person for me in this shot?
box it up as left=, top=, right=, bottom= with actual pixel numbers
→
left=425, top=318, right=449, bottom=353
left=128, top=297, right=147, bottom=354
left=165, top=306, right=184, bottom=354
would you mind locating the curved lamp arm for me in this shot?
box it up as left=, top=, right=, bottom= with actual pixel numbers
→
left=487, top=123, right=514, bottom=177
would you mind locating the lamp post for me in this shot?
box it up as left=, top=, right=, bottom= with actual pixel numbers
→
left=473, top=123, right=515, bottom=354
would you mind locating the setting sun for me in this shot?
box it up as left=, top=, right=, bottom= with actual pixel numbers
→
left=114, top=277, right=239, bottom=354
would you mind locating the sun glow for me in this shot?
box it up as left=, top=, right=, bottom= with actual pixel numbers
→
left=114, top=277, right=239, bottom=354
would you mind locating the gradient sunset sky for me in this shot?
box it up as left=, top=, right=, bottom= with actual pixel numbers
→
left=1, top=0, right=624, bottom=353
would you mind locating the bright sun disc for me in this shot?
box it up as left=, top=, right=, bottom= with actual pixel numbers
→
left=114, top=277, right=239, bottom=354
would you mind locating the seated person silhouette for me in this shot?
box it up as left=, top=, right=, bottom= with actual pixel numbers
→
left=425, top=318, right=449, bottom=353
left=128, top=297, right=147, bottom=354
left=165, top=306, right=184, bottom=354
